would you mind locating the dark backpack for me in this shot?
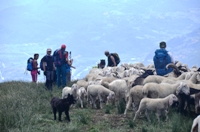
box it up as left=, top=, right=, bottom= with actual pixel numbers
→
left=53, top=49, right=62, bottom=67
left=27, top=57, right=33, bottom=71
left=153, top=49, right=172, bottom=76
left=40, top=55, right=54, bottom=71
left=111, top=53, right=120, bottom=65
left=40, top=55, right=47, bottom=71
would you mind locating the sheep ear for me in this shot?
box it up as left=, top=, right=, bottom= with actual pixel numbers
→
left=169, top=96, right=173, bottom=106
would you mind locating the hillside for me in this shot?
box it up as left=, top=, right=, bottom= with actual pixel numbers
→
left=0, top=81, right=195, bottom=132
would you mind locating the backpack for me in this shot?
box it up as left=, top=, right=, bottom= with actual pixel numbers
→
left=27, top=57, right=33, bottom=71
left=111, top=53, right=120, bottom=65
left=53, top=49, right=68, bottom=67
left=153, top=49, right=172, bottom=76
left=40, top=55, right=46, bottom=71
left=40, top=55, right=54, bottom=71
left=53, top=49, right=61, bottom=67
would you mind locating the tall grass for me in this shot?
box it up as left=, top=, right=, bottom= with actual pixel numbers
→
left=0, top=81, right=195, bottom=132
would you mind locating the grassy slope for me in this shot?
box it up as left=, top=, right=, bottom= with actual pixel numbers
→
left=0, top=81, right=195, bottom=132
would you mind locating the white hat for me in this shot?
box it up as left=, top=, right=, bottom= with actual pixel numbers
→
left=47, top=48, right=52, bottom=52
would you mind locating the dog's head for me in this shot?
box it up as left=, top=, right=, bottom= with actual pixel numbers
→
left=66, top=93, right=76, bottom=105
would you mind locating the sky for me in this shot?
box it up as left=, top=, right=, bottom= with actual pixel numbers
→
left=0, top=0, right=200, bottom=82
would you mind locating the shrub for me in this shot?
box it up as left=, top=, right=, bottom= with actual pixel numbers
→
left=117, top=99, right=126, bottom=114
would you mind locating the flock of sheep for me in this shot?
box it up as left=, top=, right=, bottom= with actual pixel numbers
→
left=61, top=61, right=200, bottom=132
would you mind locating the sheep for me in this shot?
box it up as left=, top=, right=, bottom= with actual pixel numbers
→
left=107, top=79, right=133, bottom=105
left=99, top=76, right=118, bottom=88
left=143, top=72, right=188, bottom=85
left=87, top=84, right=115, bottom=109
left=143, top=75, right=167, bottom=84
left=62, top=84, right=78, bottom=99
left=191, top=115, right=200, bottom=132
left=142, top=82, right=190, bottom=98
left=124, top=85, right=143, bottom=117
left=133, top=94, right=178, bottom=122
left=77, top=87, right=87, bottom=108
left=165, top=63, right=182, bottom=77
left=76, top=79, right=89, bottom=89
left=161, top=72, right=200, bottom=85
left=189, top=92, right=200, bottom=114
left=178, top=88, right=200, bottom=115
left=85, top=73, right=101, bottom=82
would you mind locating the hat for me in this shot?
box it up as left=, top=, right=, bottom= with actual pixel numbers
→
left=159, top=41, right=166, bottom=48
left=47, top=48, right=52, bottom=52
left=61, top=44, right=66, bottom=49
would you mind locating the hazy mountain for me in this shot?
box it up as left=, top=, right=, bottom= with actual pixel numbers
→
left=0, top=0, right=199, bottom=82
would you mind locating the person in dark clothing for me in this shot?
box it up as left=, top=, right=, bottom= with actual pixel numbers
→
left=43, top=48, right=56, bottom=91
left=104, top=51, right=117, bottom=67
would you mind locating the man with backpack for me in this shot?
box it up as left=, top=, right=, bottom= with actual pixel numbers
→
left=53, top=44, right=68, bottom=88
left=104, top=51, right=120, bottom=67
left=42, top=48, right=56, bottom=91
left=153, top=41, right=174, bottom=76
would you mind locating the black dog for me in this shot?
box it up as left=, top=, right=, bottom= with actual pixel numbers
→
left=50, top=94, right=76, bottom=121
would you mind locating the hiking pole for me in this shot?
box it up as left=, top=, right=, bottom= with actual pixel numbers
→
left=69, top=51, right=71, bottom=60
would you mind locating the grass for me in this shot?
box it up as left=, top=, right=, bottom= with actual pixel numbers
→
left=0, top=81, right=196, bottom=132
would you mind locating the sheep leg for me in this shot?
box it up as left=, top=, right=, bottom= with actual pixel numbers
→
left=145, top=109, right=151, bottom=122
left=133, top=110, right=140, bottom=121
left=195, top=105, right=198, bottom=114
left=124, top=96, right=132, bottom=117
left=98, top=94, right=104, bottom=109
left=164, top=110, right=168, bottom=121
left=79, top=95, right=83, bottom=108
left=155, top=110, right=161, bottom=122
left=90, top=96, right=97, bottom=109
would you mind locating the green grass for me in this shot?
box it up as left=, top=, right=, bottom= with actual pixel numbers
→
left=0, top=81, right=195, bottom=132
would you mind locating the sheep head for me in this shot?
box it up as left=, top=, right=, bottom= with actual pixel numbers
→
left=197, top=72, right=200, bottom=82
left=168, top=94, right=178, bottom=106
left=107, top=92, right=115, bottom=104
left=176, top=82, right=190, bottom=95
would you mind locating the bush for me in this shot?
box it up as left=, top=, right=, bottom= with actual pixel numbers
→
left=117, top=99, right=126, bottom=114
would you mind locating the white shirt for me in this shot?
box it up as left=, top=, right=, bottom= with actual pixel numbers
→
left=168, top=51, right=174, bottom=63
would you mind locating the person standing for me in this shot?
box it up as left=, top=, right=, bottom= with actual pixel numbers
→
left=66, top=59, right=75, bottom=84
left=31, top=53, right=40, bottom=83
left=54, top=44, right=68, bottom=88
left=153, top=41, right=174, bottom=76
left=43, top=48, right=56, bottom=91
left=104, top=51, right=120, bottom=67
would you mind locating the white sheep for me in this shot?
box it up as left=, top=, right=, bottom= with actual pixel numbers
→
left=99, top=76, right=118, bottom=88
left=108, top=79, right=133, bottom=105
left=124, top=85, right=143, bottom=117
left=142, top=82, right=190, bottom=98
left=191, top=115, right=200, bottom=132
left=77, top=87, right=87, bottom=108
left=62, top=84, right=78, bottom=99
left=76, top=79, right=89, bottom=89
left=161, top=72, right=200, bottom=84
left=133, top=94, right=178, bottom=122
left=87, top=84, right=115, bottom=109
